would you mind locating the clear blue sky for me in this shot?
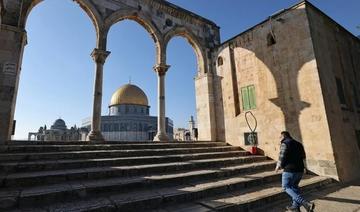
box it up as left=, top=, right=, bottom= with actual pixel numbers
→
left=13, top=0, right=360, bottom=139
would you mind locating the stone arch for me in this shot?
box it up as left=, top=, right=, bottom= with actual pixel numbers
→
left=164, top=26, right=207, bottom=74
left=19, top=0, right=103, bottom=47
left=104, top=9, right=164, bottom=64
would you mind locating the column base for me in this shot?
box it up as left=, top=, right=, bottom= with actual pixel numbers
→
left=86, top=131, right=104, bottom=142
left=153, top=132, right=169, bottom=142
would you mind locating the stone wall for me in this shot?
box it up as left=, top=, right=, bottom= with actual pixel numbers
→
left=213, top=3, right=339, bottom=179
left=307, top=4, right=360, bottom=182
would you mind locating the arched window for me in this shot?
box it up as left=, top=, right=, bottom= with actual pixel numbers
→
left=144, top=124, right=148, bottom=131
left=217, top=56, right=224, bottom=66
left=104, top=124, right=109, bottom=132
left=114, top=123, right=119, bottom=131
left=267, top=33, right=276, bottom=46
left=120, top=123, right=125, bottom=131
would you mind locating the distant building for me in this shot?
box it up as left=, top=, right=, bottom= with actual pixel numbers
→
left=82, top=84, right=173, bottom=141
left=174, top=128, right=190, bottom=141
left=174, top=116, right=198, bottom=141
left=28, top=119, right=88, bottom=141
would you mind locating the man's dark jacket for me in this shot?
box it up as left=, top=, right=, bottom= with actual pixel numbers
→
left=278, top=137, right=306, bottom=173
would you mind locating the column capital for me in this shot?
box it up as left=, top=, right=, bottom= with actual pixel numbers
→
left=1, top=24, right=28, bottom=46
left=91, top=48, right=110, bottom=64
left=1, top=24, right=26, bottom=34
left=153, top=64, right=170, bottom=76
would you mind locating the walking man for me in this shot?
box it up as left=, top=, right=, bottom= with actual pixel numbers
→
left=275, top=131, right=315, bottom=212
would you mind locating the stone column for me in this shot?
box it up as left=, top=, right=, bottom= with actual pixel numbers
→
left=195, top=72, right=217, bottom=141
left=153, top=64, right=170, bottom=142
left=86, top=48, right=110, bottom=141
left=0, top=25, right=27, bottom=144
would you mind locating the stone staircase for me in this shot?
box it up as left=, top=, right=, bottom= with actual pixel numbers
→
left=0, top=141, right=334, bottom=211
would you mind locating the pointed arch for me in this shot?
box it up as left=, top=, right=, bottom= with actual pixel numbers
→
left=19, top=0, right=102, bottom=47
left=164, top=26, right=207, bottom=74
left=104, top=9, right=164, bottom=64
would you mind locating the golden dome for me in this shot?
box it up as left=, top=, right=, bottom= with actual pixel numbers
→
left=110, top=84, right=149, bottom=107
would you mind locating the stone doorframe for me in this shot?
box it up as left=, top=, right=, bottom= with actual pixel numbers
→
left=0, top=0, right=220, bottom=143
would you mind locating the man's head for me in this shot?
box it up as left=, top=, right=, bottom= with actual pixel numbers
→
left=280, top=131, right=292, bottom=140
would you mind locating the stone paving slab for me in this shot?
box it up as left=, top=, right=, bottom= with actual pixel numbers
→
left=48, top=197, right=116, bottom=212
left=0, top=189, right=20, bottom=209
left=152, top=203, right=211, bottom=212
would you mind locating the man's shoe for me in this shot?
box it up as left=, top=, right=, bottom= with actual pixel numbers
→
left=302, top=201, right=315, bottom=212
left=286, top=205, right=300, bottom=212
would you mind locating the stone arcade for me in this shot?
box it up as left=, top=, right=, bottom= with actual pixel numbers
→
left=0, top=0, right=359, bottom=183
left=0, top=0, right=220, bottom=144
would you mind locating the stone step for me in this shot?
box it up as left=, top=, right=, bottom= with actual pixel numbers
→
left=0, top=151, right=253, bottom=173
left=0, top=141, right=335, bottom=212
left=162, top=176, right=334, bottom=212
left=7, top=170, right=284, bottom=211
left=0, top=146, right=242, bottom=162
left=0, top=161, right=277, bottom=210
left=1, top=156, right=270, bottom=188
left=9, top=141, right=219, bottom=145
left=0, top=142, right=227, bottom=153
